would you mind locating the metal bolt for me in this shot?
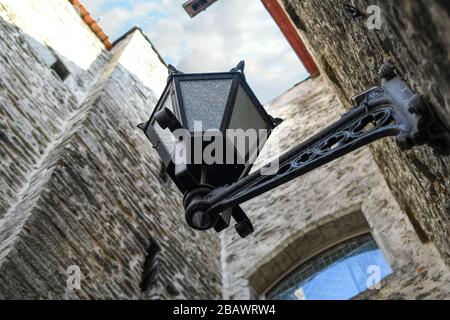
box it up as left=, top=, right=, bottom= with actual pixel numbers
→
left=378, top=63, right=396, bottom=80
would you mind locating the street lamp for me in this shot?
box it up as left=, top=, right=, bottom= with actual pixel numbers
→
left=139, top=61, right=449, bottom=238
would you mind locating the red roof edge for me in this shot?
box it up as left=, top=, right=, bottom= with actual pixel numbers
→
left=69, top=0, right=113, bottom=50
left=261, top=0, right=319, bottom=77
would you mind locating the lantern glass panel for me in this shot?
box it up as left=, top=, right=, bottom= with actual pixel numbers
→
left=228, top=85, right=271, bottom=162
left=179, top=78, right=233, bottom=131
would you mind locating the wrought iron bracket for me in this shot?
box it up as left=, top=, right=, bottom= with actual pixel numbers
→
left=182, top=63, right=450, bottom=238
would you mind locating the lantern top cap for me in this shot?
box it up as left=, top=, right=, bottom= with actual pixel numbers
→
left=166, top=61, right=247, bottom=81
left=230, top=60, right=245, bottom=73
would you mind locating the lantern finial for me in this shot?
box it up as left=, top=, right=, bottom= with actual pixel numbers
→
left=231, top=61, right=245, bottom=74
left=168, top=64, right=183, bottom=78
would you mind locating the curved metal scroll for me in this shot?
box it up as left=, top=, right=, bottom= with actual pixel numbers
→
left=204, top=104, right=400, bottom=215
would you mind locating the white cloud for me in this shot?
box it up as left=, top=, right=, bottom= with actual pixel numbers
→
left=84, top=0, right=308, bottom=103
left=83, top=0, right=106, bottom=17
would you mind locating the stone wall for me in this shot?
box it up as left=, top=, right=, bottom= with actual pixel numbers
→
left=221, top=77, right=450, bottom=300
left=0, top=0, right=221, bottom=299
left=0, top=0, right=109, bottom=99
left=279, top=0, right=450, bottom=266
left=2, top=0, right=449, bottom=300
left=0, top=0, right=109, bottom=221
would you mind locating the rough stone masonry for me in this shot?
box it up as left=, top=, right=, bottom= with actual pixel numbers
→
left=0, top=0, right=450, bottom=300
left=221, top=77, right=450, bottom=300
left=280, top=0, right=450, bottom=267
left=0, top=0, right=221, bottom=299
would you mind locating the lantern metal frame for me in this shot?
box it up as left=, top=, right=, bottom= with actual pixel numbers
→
left=140, top=62, right=450, bottom=238
left=140, top=62, right=278, bottom=194
left=170, top=72, right=275, bottom=135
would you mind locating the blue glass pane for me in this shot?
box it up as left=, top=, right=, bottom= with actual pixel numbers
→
left=266, top=234, right=392, bottom=300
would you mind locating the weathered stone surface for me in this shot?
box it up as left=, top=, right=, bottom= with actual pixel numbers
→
left=0, top=0, right=109, bottom=99
left=1, top=0, right=449, bottom=300
left=0, top=1, right=221, bottom=299
left=280, top=0, right=450, bottom=267
left=221, top=77, right=450, bottom=300
left=0, top=1, right=109, bottom=221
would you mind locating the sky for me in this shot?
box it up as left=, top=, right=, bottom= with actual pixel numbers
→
left=83, top=0, right=309, bottom=103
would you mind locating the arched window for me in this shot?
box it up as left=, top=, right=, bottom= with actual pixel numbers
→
left=265, top=234, right=392, bottom=300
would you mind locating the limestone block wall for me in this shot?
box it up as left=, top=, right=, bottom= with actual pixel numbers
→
left=0, top=15, right=107, bottom=222
left=0, top=1, right=221, bottom=299
left=279, top=0, right=450, bottom=266
left=0, top=0, right=109, bottom=99
left=221, top=77, right=450, bottom=300
left=116, top=28, right=168, bottom=97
